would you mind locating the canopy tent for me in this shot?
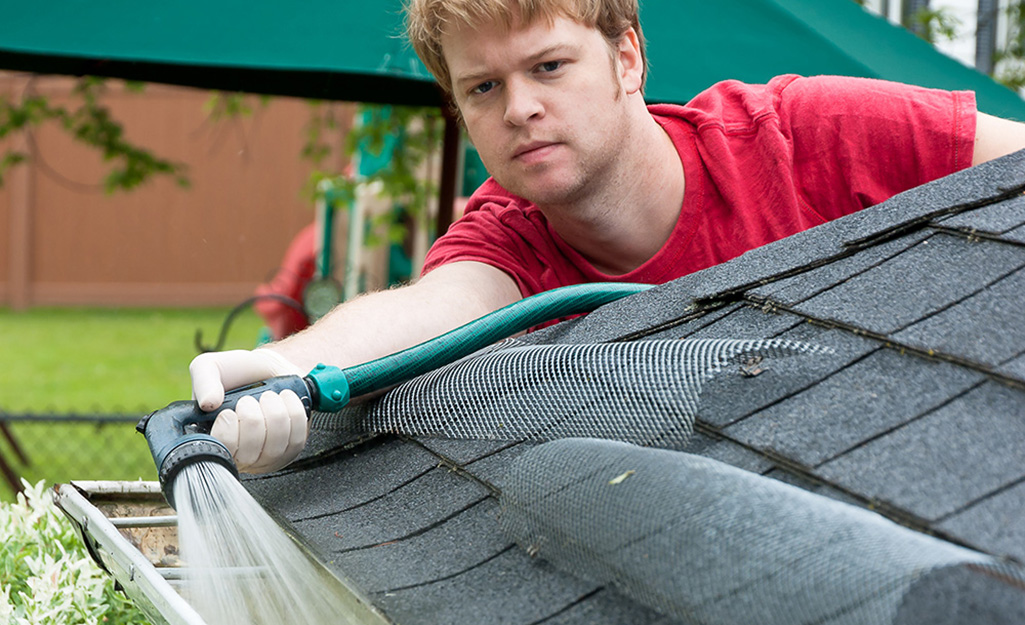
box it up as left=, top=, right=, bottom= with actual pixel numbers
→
left=1, top=0, right=1024, bottom=117
left=644, top=0, right=1025, bottom=119
left=0, top=0, right=436, bottom=106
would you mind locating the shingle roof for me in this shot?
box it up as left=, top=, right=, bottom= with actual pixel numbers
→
left=243, top=148, right=1025, bottom=624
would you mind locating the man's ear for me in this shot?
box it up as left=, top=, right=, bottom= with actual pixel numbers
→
left=617, top=27, right=644, bottom=95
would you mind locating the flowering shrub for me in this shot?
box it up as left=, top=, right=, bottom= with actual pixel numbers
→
left=0, top=480, right=151, bottom=625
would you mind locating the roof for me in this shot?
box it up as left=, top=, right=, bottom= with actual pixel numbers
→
left=242, top=148, right=1025, bottom=624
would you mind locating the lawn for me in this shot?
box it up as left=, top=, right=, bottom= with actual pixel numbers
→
left=0, top=306, right=267, bottom=502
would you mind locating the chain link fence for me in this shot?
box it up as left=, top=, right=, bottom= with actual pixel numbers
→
left=0, top=413, right=157, bottom=502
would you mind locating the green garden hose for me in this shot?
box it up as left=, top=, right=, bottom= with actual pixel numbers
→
left=138, top=282, right=652, bottom=506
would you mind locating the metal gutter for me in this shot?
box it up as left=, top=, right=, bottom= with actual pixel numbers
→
left=52, top=480, right=392, bottom=625
left=52, top=482, right=207, bottom=625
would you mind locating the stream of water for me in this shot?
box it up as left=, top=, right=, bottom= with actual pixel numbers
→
left=174, top=461, right=359, bottom=625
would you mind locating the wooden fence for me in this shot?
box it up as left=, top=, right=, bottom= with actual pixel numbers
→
left=0, top=73, right=355, bottom=309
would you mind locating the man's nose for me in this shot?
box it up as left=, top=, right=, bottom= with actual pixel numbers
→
left=503, top=79, right=544, bottom=126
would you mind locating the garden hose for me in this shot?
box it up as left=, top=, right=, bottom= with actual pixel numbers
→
left=137, top=282, right=652, bottom=507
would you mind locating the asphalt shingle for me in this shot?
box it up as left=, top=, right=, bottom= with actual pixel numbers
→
left=295, top=465, right=490, bottom=552
left=937, top=478, right=1025, bottom=561
left=245, top=149, right=1025, bottom=625
left=725, top=348, right=985, bottom=467
left=936, top=193, right=1025, bottom=234
left=817, top=381, right=1025, bottom=521
left=372, top=549, right=598, bottom=625
left=893, top=265, right=1025, bottom=367
left=748, top=231, right=931, bottom=306
left=244, top=437, right=438, bottom=522
left=328, top=498, right=511, bottom=593
left=792, top=233, right=1025, bottom=335
left=694, top=322, right=878, bottom=428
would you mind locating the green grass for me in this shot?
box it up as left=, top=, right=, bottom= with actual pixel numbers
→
left=0, top=307, right=266, bottom=414
left=0, top=307, right=268, bottom=502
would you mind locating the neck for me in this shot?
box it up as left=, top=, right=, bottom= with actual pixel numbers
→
left=543, top=109, right=685, bottom=276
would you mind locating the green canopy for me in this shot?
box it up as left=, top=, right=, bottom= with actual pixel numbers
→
left=0, top=0, right=436, bottom=105
left=642, top=0, right=1025, bottom=119
left=1, top=0, right=1023, bottom=116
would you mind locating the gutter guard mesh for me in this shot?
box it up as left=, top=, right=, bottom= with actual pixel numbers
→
left=498, top=439, right=1025, bottom=625
left=312, top=338, right=825, bottom=447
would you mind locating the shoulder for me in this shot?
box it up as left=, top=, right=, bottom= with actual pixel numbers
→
left=647, top=75, right=802, bottom=131
left=648, top=75, right=961, bottom=131
left=439, top=177, right=552, bottom=247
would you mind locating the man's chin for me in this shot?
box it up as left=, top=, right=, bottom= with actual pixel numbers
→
left=501, top=175, right=583, bottom=207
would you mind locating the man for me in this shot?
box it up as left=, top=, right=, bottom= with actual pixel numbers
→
left=191, top=0, right=1025, bottom=474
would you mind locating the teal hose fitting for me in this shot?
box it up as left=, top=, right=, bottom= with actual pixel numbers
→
left=306, top=363, right=351, bottom=412
left=140, top=282, right=652, bottom=506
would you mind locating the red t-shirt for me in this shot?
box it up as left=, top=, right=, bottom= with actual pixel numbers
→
left=423, top=75, right=977, bottom=297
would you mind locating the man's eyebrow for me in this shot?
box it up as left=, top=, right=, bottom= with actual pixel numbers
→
left=453, top=43, right=579, bottom=88
left=524, top=43, right=578, bottom=64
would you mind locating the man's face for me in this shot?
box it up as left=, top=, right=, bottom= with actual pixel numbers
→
left=442, top=15, right=636, bottom=208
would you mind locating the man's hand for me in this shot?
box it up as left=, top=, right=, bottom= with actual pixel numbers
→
left=190, top=349, right=308, bottom=473
left=186, top=262, right=521, bottom=473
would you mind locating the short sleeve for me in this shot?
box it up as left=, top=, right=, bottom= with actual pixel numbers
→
left=422, top=181, right=588, bottom=297
left=775, top=75, right=976, bottom=221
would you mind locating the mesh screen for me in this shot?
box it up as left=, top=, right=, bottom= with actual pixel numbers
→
left=312, top=338, right=827, bottom=447
left=498, top=439, right=1025, bottom=625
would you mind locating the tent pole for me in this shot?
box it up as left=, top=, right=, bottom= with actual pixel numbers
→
left=437, top=108, right=460, bottom=237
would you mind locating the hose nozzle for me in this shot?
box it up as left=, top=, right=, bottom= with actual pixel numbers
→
left=137, top=375, right=315, bottom=508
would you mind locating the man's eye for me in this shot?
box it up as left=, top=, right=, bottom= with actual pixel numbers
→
left=539, top=60, right=564, bottom=73
left=472, top=81, right=496, bottom=95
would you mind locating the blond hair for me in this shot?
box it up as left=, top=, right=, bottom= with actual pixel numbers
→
left=405, top=0, right=647, bottom=98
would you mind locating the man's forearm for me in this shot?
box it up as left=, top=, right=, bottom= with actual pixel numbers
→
left=265, top=261, right=522, bottom=374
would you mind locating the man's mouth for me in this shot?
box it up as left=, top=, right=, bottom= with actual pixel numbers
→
left=513, top=141, right=560, bottom=163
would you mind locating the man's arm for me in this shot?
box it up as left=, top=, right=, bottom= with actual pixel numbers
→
left=973, top=112, right=1025, bottom=166
left=190, top=260, right=521, bottom=472
left=270, top=260, right=522, bottom=373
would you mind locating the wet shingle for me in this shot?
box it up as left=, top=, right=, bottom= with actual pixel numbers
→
left=373, top=549, right=597, bottom=625
left=535, top=588, right=671, bottom=625
left=245, top=438, right=439, bottom=522
left=329, top=499, right=510, bottom=593
left=414, top=438, right=517, bottom=465
left=294, top=465, right=490, bottom=552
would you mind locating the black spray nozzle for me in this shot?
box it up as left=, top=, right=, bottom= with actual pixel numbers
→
left=137, top=374, right=316, bottom=508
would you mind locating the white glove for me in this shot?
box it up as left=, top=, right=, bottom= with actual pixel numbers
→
left=189, top=349, right=308, bottom=474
